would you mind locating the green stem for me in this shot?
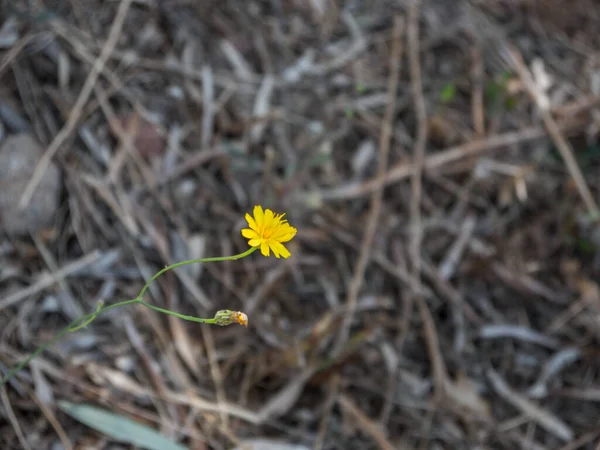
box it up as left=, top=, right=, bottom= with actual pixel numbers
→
left=0, top=299, right=141, bottom=387
left=139, top=301, right=216, bottom=324
left=137, top=247, right=257, bottom=300
left=0, top=247, right=257, bottom=387
left=68, top=300, right=105, bottom=332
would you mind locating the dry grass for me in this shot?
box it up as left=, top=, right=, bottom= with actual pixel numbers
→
left=1, top=1, right=600, bottom=449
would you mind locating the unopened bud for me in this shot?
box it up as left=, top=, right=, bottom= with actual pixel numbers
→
left=214, top=310, right=248, bottom=327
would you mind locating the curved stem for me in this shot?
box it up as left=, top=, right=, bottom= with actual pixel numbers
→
left=1, top=247, right=258, bottom=387
left=137, top=247, right=257, bottom=300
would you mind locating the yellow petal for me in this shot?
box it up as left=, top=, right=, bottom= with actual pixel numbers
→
left=253, top=205, right=264, bottom=225
left=248, top=238, right=262, bottom=247
left=268, top=241, right=281, bottom=258
left=241, top=228, right=258, bottom=239
left=260, top=241, right=270, bottom=257
left=271, top=241, right=291, bottom=258
left=271, top=224, right=288, bottom=236
left=274, top=223, right=294, bottom=234
left=264, top=208, right=274, bottom=225
left=274, top=227, right=297, bottom=242
left=245, top=213, right=258, bottom=232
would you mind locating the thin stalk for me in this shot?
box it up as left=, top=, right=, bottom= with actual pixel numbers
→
left=0, top=247, right=257, bottom=387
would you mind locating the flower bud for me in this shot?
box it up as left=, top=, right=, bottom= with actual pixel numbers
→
left=214, top=310, right=248, bottom=327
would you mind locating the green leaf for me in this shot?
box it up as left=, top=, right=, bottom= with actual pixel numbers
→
left=440, top=82, right=457, bottom=103
left=500, top=69, right=513, bottom=82
left=576, top=237, right=597, bottom=255
left=58, top=401, right=187, bottom=450
left=504, top=95, right=519, bottom=110
left=355, top=82, right=367, bottom=94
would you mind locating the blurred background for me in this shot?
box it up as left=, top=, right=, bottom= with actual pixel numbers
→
left=1, top=0, right=600, bottom=449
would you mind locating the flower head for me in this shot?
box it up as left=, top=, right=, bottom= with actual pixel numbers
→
left=242, top=205, right=297, bottom=258
left=214, top=310, right=248, bottom=327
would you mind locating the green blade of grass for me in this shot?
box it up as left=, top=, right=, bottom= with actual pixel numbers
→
left=58, top=401, right=187, bottom=450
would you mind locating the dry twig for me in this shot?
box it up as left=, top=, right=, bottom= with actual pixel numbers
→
left=316, top=124, right=580, bottom=201
left=487, top=369, right=574, bottom=442
left=338, top=394, right=399, bottom=450
left=19, top=0, right=134, bottom=209
left=504, top=46, right=600, bottom=218
left=333, top=15, right=404, bottom=356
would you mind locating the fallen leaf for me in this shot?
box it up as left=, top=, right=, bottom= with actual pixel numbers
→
left=445, top=372, right=491, bottom=420
left=116, top=114, right=166, bottom=160
left=231, top=439, right=310, bottom=450
left=58, top=401, right=186, bottom=450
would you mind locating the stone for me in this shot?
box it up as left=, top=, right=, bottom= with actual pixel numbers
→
left=0, top=134, right=61, bottom=235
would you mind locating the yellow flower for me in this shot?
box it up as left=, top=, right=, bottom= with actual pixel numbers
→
left=242, top=205, right=297, bottom=258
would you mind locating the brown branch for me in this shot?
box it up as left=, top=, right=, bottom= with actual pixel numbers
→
left=332, top=15, right=404, bottom=356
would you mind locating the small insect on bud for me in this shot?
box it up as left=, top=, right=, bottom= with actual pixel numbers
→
left=214, top=310, right=248, bottom=327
